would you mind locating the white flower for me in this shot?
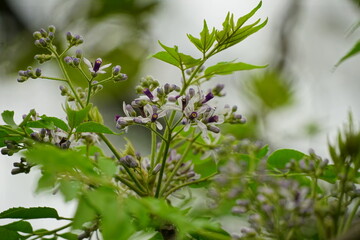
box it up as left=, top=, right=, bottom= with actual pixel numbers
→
left=138, top=104, right=167, bottom=130
left=84, top=58, right=112, bottom=75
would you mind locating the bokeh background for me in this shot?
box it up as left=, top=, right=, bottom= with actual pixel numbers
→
left=0, top=0, right=359, bottom=233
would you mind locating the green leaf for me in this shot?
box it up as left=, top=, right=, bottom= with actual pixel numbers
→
left=72, top=196, right=97, bottom=230
left=97, top=157, right=117, bottom=178
left=0, top=207, right=59, bottom=219
left=0, top=227, right=20, bottom=240
left=59, top=180, right=82, bottom=202
left=256, top=145, right=269, bottom=159
left=75, top=121, right=115, bottom=134
left=41, top=116, right=69, bottom=131
left=0, top=129, right=23, bottom=147
left=336, top=40, right=360, bottom=67
left=187, top=20, right=216, bottom=54
left=152, top=41, right=201, bottom=69
left=320, top=165, right=337, bottom=184
left=204, top=61, right=266, bottom=78
left=58, top=233, right=78, bottom=240
left=267, top=149, right=306, bottom=170
left=65, top=104, right=92, bottom=129
left=25, top=119, right=55, bottom=130
left=1, top=111, right=17, bottom=127
left=215, top=2, right=267, bottom=52
left=1, top=220, right=33, bottom=233
left=128, top=230, right=162, bottom=240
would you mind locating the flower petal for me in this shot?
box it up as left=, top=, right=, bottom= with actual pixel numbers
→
left=83, top=58, right=93, bottom=69
left=99, top=63, right=112, bottom=70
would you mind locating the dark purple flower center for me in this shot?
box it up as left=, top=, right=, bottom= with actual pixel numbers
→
left=151, top=113, right=159, bottom=122
left=93, top=58, right=102, bottom=72
left=189, top=111, right=197, bottom=120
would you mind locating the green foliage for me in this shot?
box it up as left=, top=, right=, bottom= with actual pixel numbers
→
left=267, top=148, right=306, bottom=170
left=75, top=121, right=115, bottom=134
left=1, top=110, right=17, bottom=128
left=204, top=61, right=267, bottom=79
left=0, top=207, right=59, bottom=219
left=336, top=40, right=360, bottom=66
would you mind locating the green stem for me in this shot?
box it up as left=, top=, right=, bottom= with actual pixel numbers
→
left=150, top=124, right=157, bottom=170
left=59, top=45, right=72, bottom=58
left=114, top=175, right=146, bottom=196
left=39, top=76, right=67, bottom=82
left=160, top=131, right=200, bottom=196
left=0, top=125, right=26, bottom=137
left=28, top=222, right=72, bottom=240
left=98, top=133, right=146, bottom=194
left=154, top=130, right=172, bottom=198
left=163, top=172, right=217, bottom=198
left=343, top=198, right=360, bottom=232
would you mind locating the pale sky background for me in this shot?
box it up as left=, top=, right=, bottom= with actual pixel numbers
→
left=0, top=0, right=359, bottom=234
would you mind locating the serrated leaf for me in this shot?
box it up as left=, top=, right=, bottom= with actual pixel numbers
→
left=187, top=34, right=203, bottom=53
left=0, top=207, right=59, bottom=219
left=187, top=20, right=216, bottom=54
left=1, top=111, right=17, bottom=127
left=336, top=40, right=360, bottom=67
left=204, top=61, right=266, bottom=78
left=75, top=121, right=115, bottom=134
left=267, top=149, right=306, bottom=170
left=236, top=1, right=263, bottom=28
left=65, top=104, right=92, bottom=129
left=1, top=220, right=33, bottom=233
left=152, top=41, right=201, bottom=69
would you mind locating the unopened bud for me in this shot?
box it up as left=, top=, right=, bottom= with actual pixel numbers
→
left=48, top=25, right=56, bottom=33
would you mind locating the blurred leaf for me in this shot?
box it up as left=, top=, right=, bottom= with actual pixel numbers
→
left=65, top=104, right=92, bottom=129
left=152, top=41, right=201, bottom=69
left=1, top=111, right=16, bottom=127
left=0, top=129, right=23, bottom=147
left=1, top=220, right=33, bottom=233
left=320, top=165, right=337, bottom=184
left=59, top=180, right=82, bottom=202
left=128, top=230, right=163, bottom=240
left=26, top=115, right=69, bottom=132
left=75, top=121, right=115, bottom=134
left=267, top=149, right=306, bottom=170
left=58, top=232, right=78, bottom=240
left=257, top=145, right=269, bottom=159
left=97, top=157, right=117, bottom=178
left=0, top=207, right=59, bottom=219
left=204, top=61, right=266, bottom=78
left=336, top=40, right=360, bottom=67
left=72, top=196, right=97, bottom=230
left=245, top=71, right=294, bottom=110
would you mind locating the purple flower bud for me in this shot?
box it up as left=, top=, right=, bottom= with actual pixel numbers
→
left=143, top=88, right=154, bottom=100
left=202, top=92, right=214, bottom=103
left=133, top=117, right=143, bottom=124
left=208, top=115, right=219, bottom=123
left=168, top=96, right=177, bottom=102
left=39, top=38, right=47, bottom=47
left=18, top=70, right=26, bottom=76
left=213, top=84, right=225, bottom=94
left=73, top=58, right=80, bottom=66
left=157, top=87, right=164, bottom=96
left=66, top=32, right=73, bottom=41
left=75, top=49, right=82, bottom=58
left=114, top=115, right=121, bottom=122
left=232, top=105, right=238, bottom=112
left=208, top=125, right=220, bottom=133
left=48, top=32, right=55, bottom=40
left=112, top=65, right=121, bottom=75
left=64, top=56, right=73, bottom=65
left=35, top=68, right=41, bottom=77
left=188, top=88, right=195, bottom=97
left=40, top=28, right=47, bottom=37
left=234, top=114, right=242, bottom=119
left=164, top=83, right=171, bottom=94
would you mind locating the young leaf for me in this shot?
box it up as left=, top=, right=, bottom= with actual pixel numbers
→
left=75, top=121, right=115, bottom=134
left=336, top=40, right=360, bottom=67
left=58, top=233, right=78, bottom=240
left=152, top=41, right=201, bottom=69
left=41, top=116, right=69, bottom=131
left=1, top=220, right=33, bottom=233
left=0, top=207, right=59, bottom=219
left=267, top=149, right=306, bottom=170
left=65, top=104, right=92, bottom=129
left=204, top=61, right=267, bottom=78
left=187, top=20, right=216, bottom=54
left=1, top=111, right=17, bottom=127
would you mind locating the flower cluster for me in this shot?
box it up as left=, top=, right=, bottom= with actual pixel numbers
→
left=17, top=66, right=41, bottom=82
left=33, top=25, right=56, bottom=48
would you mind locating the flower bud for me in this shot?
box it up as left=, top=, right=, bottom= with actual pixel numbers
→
left=48, top=25, right=56, bottom=33
left=112, top=65, right=121, bottom=76
left=152, top=164, right=162, bottom=174
left=39, top=38, right=47, bottom=47
left=66, top=32, right=73, bottom=41
left=40, top=28, right=48, bottom=37
left=75, top=49, right=82, bottom=58
left=33, top=31, right=42, bottom=39
left=35, top=68, right=41, bottom=77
